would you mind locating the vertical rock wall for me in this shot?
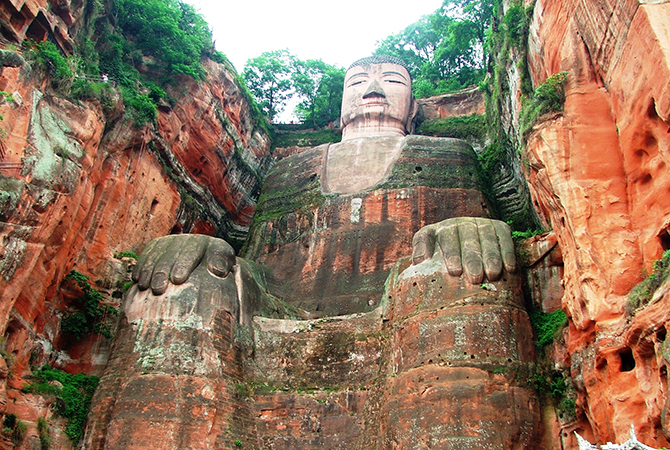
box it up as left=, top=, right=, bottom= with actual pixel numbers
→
left=0, top=5, right=272, bottom=444
left=521, top=0, right=670, bottom=446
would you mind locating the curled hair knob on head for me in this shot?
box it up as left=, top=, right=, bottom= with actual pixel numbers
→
left=348, top=55, right=410, bottom=72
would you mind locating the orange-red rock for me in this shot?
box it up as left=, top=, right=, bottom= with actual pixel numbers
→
left=0, top=25, right=270, bottom=447
left=523, top=0, right=670, bottom=445
left=416, top=86, right=485, bottom=120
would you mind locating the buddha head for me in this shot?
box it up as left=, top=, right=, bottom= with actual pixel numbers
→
left=340, top=55, right=419, bottom=140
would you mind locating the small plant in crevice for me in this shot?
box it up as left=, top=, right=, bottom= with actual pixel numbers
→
left=38, top=417, right=51, bottom=450
left=60, top=270, right=119, bottom=340
left=628, top=249, right=670, bottom=313
left=11, top=419, right=27, bottom=445
left=511, top=229, right=546, bottom=242
left=531, top=365, right=577, bottom=422
left=22, top=366, right=99, bottom=446
left=527, top=303, right=577, bottom=421
left=529, top=308, right=567, bottom=349
left=114, top=250, right=138, bottom=260
left=3, top=414, right=27, bottom=445
left=520, top=71, right=569, bottom=137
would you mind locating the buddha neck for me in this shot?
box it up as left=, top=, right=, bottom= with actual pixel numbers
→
left=321, top=135, right=405, bottom=195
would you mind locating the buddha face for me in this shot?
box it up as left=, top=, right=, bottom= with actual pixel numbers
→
left=340, top=62, right=417, bottom=140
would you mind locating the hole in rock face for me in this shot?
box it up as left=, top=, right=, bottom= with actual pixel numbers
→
left=150, top=199, right=159, bottom=214
left=414, top=166, right=423, bottom=173
left=639, top=173, right=652, bottom=185
left=657, top=328, right=667, bottom=342
left=634, top=149, right=649, bottom=161
left=619, top=347, right=636, bottom=372
left=659, top=229, right=670, bottom=251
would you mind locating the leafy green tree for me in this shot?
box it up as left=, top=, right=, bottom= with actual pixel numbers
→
left=243, top=49, right=295, bottom=121
left=113, top=0, right=213, bottom=80
left=292, top=59, right=344, bottom=127
left=375, top=16, right=441, bottom=79
left=375, top=0, right=494, bottom=97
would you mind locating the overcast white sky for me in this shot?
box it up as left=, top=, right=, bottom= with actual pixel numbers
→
left=184, top=0, right=444, bottom=73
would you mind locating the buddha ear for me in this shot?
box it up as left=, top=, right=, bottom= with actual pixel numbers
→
left=406, top=97, right=420, bottom=134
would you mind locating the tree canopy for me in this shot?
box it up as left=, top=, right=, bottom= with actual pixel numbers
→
left=63, top=0, right=227, bottom=126
left=375, top=0, right=494, bottom=98
left=243, top=50, right=344, bottom=125
left=293, top=59, right=344, bottom=127
left=242, top=50, right=294, bottom=122
left=112, top=0, right=216, bottom=80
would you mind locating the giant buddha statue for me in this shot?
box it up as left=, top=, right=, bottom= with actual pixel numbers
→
left=82, top=56, right=539, bottom=450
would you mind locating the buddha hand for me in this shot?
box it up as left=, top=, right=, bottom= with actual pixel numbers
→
left=411, top=217, right=517, bottom=284
left=131, top=234, right=236, bottom=296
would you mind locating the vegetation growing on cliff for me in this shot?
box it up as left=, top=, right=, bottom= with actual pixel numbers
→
left=3, top=414, right=27, bottom=445
left=628, top=250, right=670, bottom=313
left=476, top=0, right=541, bottom=232
left=25, top=41, right=74, bottom=89
left=415, top=114, right=486, bottom=141
left=37, top=417, right=51, bottom=450
left=529, top=308, right=567, bottom=349
left=113, top=0, right=214, bottom=80
left=520, top=71, right=569, bottom=136
left=24, top=0, right=243, bottom=127
left=22, top=366, right=99, bottom=446
left=60, top=270, right=118, bottom=340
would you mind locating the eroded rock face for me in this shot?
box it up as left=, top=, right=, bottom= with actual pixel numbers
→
left=0, top=30, right=270, bottom=447
left=155, top=60, right=273, bottom=247
left=523, top=0, right=670, bottom=446
left=416, top=86, right=485, bottom=120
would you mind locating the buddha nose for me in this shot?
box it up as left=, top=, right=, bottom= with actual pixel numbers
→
left=363, top=80, right=386, bottom=99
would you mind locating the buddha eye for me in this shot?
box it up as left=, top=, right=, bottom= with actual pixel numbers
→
left=385, top=79, right=405, bottom=85
left=350, top=80, right=366, bottom=87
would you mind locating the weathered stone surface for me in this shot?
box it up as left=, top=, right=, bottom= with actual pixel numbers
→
left=521, top=232, right=564, bottom=313
left=244, top=136, right=492, bottom=316
left=254, top=390, right=369, bottom=450
left=370, top=256, right=540, bottom=449
left=249, top=312, right=381, bottom=449
left=82, top=258, right=259, bottom=449
left=416, top=86, right=485, bottom=120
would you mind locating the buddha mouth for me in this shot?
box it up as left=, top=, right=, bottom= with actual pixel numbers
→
left=363, top=99, right=389, bottom=107
left=362, top=93, right=388, bottom=107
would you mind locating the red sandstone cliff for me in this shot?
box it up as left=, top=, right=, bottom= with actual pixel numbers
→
left=0, top=4, right=271, bottom=445
left=521, top=0, right=670, bottom=447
